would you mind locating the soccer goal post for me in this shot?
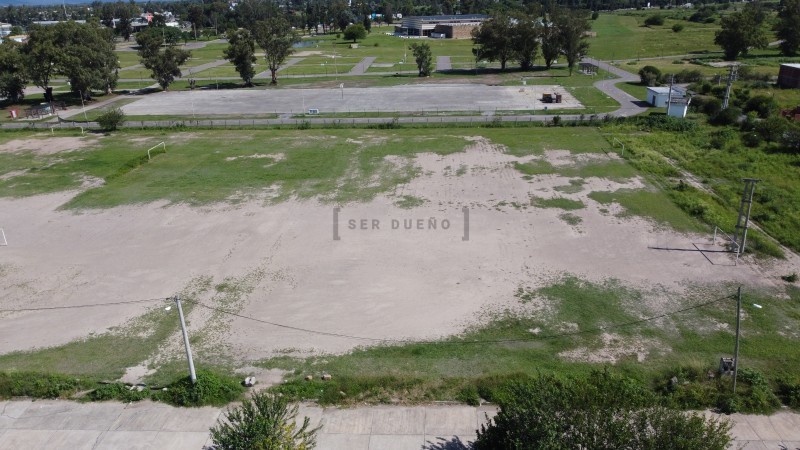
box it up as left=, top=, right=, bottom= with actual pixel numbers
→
left=0, top=228, right=7, bottom=246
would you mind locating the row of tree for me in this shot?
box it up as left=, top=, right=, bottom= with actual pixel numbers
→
left=0, top=22, right=118, bottom=104
left=472, top=6, right=591, bottom=75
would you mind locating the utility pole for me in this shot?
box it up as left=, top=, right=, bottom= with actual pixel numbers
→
left=722, top=64, right=738, bottom=109
left=174, top=296, right=197, bottom=384
left=733, top=178, right=759, bottom=255
left=733, top=286, right=742, bottom=394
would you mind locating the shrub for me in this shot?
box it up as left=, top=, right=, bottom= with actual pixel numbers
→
left=710, top=107, right=742, bottom=126
left=755, top=116, right=789, bottom=142
left=210, top=391, right=320, bottom=449
left=89, top=383, right=151, bottom=402
left=741, top=131, right=762, bottom=147
left=672, top=23, right=685, bottom=32
left=153, top=369, right=244, bottom=407
left=639, top=65, right=662, bottom=86
left=744, top=95, right=778, bottom=119
left=782, top=273, right=799, bottom=283
left=0, top=372, right=87, bottom=399
left=644, top=14, right=665, bottom=26
left=96, top=107, right=126, bottom=131
left=591, top=11, right=600, bottom=20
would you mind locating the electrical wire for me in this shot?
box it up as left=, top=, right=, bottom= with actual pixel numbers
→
left=0, top=297, right=168, bottom=313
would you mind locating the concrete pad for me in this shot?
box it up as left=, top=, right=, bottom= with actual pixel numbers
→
left=92, top=430, right=159, bottom=450
left=768, top=412, right=800, bottom=441
left=316, top=433, right=371, bottom=449
left=59, top=402, right=125, bottom=430
left=736, top=441, right=769, bottom=450
left=370, top=407, right=425, bottom=435
left=368, top=434, right=424, bottom=450
left=159, top=406, right=220, bottom=432
left=424, top=406, right=479, bottom=436
left=0, top=400, right=33, bottom=428
left=0, top=429, right=59, bottom=447
left=729, top=414, right=762, bottom=441
left=11, top=400, right=79, bottom=430
left=745, top=415, right=783, bottom=441
left=109, top=402, right=174, bottom=431
left=296, top=404, right=325, bottom=429
left=151, top=431, right=212, bottom=448
left=423, top=435, right=475, bottom=449
left=42, top=429, right=103, bottom=450
left=781, top=441, right=800, bottom=450
left=322, top=408, right=373, bottom=434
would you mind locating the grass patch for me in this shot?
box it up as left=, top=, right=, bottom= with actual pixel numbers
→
left=395, top=195, right=425, bottom=209
left=554, top=178, right=586, bottom=194
left=559, top=212, right=582, bottom=226
left=530, top=196, right=585, bottom=211
left=588, top=188, right=705, bottom=232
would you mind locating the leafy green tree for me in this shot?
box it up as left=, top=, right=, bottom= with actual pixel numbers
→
left=410, top=41, right=433, bottom=76
left=22, top=24, right=60, bottom=91
left=187, top=4, right=205, bottom=40
left=210, top=391, right=320, bottom=449
left=55, top=21, right=119, bottom=98
left=253, top=17, right=299, bottom=85
left=638, top=65, right=661, bottom=86
left=644, top=14, right=665, bottom=26
left=540, top=10, right=560, bottom=69
left=0, top=39, right=28, bottom=103
left=363, top=15, right=371, bottom=33
left=96, top=107, right=126, bottom=131
left=224, top=29, right=257, bottom=87
left=555, top=8, right=591, bottom=76
left=474, top=371, right=732, bottom=450
left=472, top=13, right=515, bottom=70
left=776, top=0, right=800, bottom=56
left=714, top=1, right=768, bottom=60
left=343, top=23, right=367, bottom=42
left=744, top=95, right=778, bottom=119
left=143, top=46, right=190, bottom=91
left=512, top=12, right=541, bottom=71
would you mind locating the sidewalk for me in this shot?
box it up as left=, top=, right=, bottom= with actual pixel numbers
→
left=1, top=399, right=799, bottom=449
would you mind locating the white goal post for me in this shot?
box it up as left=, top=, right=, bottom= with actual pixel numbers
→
left=146, top=142, right=166, bottom=160
left=0, top=228, right=7, bottom=246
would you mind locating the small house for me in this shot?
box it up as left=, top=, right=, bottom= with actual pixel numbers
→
left=645, top=86, right=686, bottom=107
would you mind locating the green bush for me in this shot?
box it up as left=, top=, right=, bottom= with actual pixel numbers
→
left=645, top=14, right=665, bottom=26
left=0, top=372, right=88, bottom=399
left=88, top=383, right=151, bottom=402
left=744, top=95, right=778, bottom=119
left=639, top=65, right=662, bottom=86
left=96, top=107, right=126, bottom=131
left=210, top=391, right=320, bottom=449
left=153, top=369, right=244, bottom=407
left=710, top=107, right=742, bottom=126
left=672, top=23, right=685, bottom=32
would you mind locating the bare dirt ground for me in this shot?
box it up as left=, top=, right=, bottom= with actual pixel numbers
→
left=1, top=137, right=798, bottom=369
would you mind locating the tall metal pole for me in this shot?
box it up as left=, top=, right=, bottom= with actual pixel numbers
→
left=733, top=286, right=741, bottom=394
left=175, top=296, right=197, bottom=384
left=733, top=178, right=759, bottom=255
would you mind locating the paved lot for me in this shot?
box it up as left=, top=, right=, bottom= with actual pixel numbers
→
left=1, top=400, right=799, bottom=449
left=120, top=84, right=582, bottom=116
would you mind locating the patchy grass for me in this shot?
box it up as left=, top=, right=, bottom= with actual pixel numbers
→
left=530, top=196, right=585, bottom=211
left=588, top=188, right=705, bottom=232
left=395, top=195, right=425, bottom=209
left=559, top=212, right=583, bottom=226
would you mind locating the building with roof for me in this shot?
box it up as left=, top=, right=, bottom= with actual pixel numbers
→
left=646, top=86, right=690, bottom=118
left=395, top=14, right=490, bottom=38
left=778, top=64, right=800, bottom=89
left=1, top=23, right=12, bottom=37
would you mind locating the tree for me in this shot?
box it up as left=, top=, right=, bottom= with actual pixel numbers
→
left=475, top=371, right=732, bottom=450
left=410, top=42, right=433, bottom=76
left=555, top=8, right=591, bottom=76
left=472, top=13, right=514, bottom=70
left=55, top=22, right=119, bottom=98
left=638, top=65, right=661, bottom=86
left=253, top=17, right=299, bottom=85
left=22, top=24, right=60, bottom=91
left=210, top=391, right=320, bottom=449
left=776, top=0, right=800, bottom=56
left=137, top=31, right=190, bottom=90
left=714, top=2, right=768, bottom=60
left=540, top=10, right=560, bottom=69
left=343, top=23, right=367, bottom=42
left=0, top=39, right=27, bottom=103
left=511, top=12, right=541, bottom=71
left=224, top=29, right=257, bottom=87
left=362, top=15, right=371, bottom=33
left=187, top=4, right=204, bottom=40
left=96, top=107, right=126, bottom=131
left=644, top=14, right=664, bottom=26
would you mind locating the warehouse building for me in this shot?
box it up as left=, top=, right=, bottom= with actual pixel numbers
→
left=395, top=14, right=490, bottom=38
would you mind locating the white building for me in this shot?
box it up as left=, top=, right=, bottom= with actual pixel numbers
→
left=0, top=23, right=12, bottom=37
left=646, top=86, right=690, bottom=118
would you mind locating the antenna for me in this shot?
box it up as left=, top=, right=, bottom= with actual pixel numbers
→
left=722, top=64, right=738, bottom=109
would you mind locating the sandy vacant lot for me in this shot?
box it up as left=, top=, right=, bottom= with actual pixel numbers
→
left=0, top=136, right=797, bottom=370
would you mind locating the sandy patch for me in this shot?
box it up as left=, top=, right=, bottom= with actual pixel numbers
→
left=0, top=136, right=99, bottom=155
left=0, top=170, right=28, bottom=181
left=559, top=333, right=664, bottom=363
left=224, top=152, right=285, bottom=163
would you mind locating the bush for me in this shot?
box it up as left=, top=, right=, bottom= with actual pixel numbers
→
left=210, top=391, right=320, bottom=449
left=782, top=273, right=799, bottom=283
left=153, top=369, right=244, bottom=407
left=0, top=372, right=88, bottom=399
left=639, top=65, right=662, bottom=86
left=741, top=131, right=762, bottom=147
left=591, top=11, right=599, bottom=20
left=474, top=371, right=732, bottom=450
left=89, top=383, right=151, bottom=402
left=96, top=107, right=126, bottom=131
left=672, top=23, right=685, bottom=32
left=710, top=107, right=742, bottom=126
left=755, top=116, right=790, bottom=142
left=645, top=14, right=665, bottom=26
left=744, top=95, right=778, bottom=119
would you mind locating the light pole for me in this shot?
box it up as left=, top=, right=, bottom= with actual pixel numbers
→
left=733, top=286, right=741, bottom=394
left=170, top=295, right=197, bottom=384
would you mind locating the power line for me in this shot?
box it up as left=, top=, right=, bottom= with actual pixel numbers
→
left=0, top=297, right=168, bottom=313
left=183, top=293, right=736, bottom=346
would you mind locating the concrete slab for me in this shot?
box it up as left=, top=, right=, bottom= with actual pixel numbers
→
left=370, top=407, right=425, bottom=435
left=109, top=402, right=174, bottom=431
left=782, top=441, right=800, bottom=450
left=316, top=433, right=371, bottom=449
left=729, top=414, right=762, bottom=441
left=92, top=430, right=159, bottom=450
left=0, top=429, right=59, bottom=447
left=745, top=415, right=783, bottom=441
left=151, top=431, right=213, bottom=448
left=160, top=406, right=221, bottom=432
left=43, top=429, right=103, bottom=450
left=11, top=400, right=80, bottom=430
left=368, top=434, right=424, bottom=449
left=736, top=441, right=769, bottom=450
left=0, top=400, right=33, bottom=428
left=768, top=412, right=800, bottom=441
left=121, top=84, right=583, bottom=117
left=296, top=404, right=325, bottom=429
left=59, top=402, right=125, bottom=430
left=424, top=406, right=479, bottom=436
left=423, top=435, right=475, bottom=449
left=322, top=408, right=373, bottom=434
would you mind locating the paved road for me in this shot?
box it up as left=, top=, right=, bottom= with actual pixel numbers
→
left=436, top=56, right=452, bottom=71
left=582, top=57, right=649, bottom=118
left=349, top=57, right=377, bottom=75
left=1, top=399, right=799, bottom=450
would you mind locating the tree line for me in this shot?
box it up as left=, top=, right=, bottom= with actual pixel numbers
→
left=714, top=0, right=800, bottom=60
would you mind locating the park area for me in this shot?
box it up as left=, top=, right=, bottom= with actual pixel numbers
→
left=1, top=126, right=799, bottom=407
